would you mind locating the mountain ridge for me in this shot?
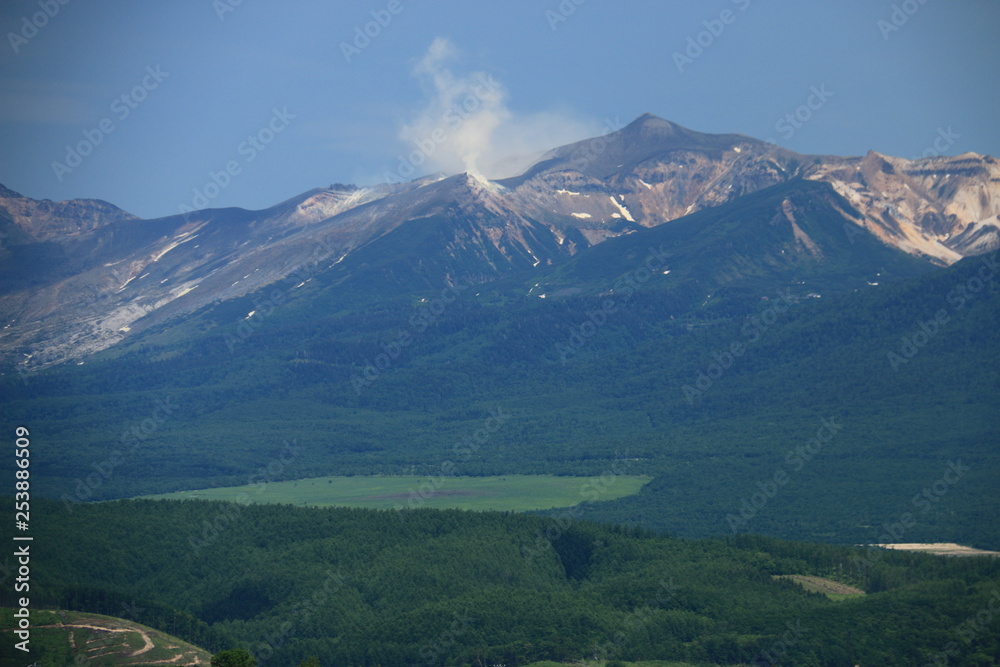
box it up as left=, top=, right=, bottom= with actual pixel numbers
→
left=1, top=113, right=998, bottom=370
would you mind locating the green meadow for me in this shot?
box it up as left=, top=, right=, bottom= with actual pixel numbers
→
left=142, top=474, right=651, bottom=512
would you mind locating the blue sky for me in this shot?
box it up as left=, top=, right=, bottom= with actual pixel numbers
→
left=1, top=0, right=997, bottom=219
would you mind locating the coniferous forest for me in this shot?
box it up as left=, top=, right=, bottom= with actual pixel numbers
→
left=1, top=498, right=999, bottom=666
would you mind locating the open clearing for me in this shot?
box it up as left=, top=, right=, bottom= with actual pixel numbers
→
left=143, top=474, right=651, bottom=512
left=0, top=608, right=211, bottom=665
left=872, top=543, right=1000, bottom=557
left=774, top=575, right=865, bottom=599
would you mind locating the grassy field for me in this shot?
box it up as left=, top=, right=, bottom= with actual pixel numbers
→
left=524, top=661, right=703, bottom=667
left=142, top=474, right=651, bottom=512
left=773, top=574, right=865, bottom=600
left=0, top=609, right=212, bottom=666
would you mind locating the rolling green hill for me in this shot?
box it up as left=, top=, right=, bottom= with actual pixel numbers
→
left=0, top=608, right=213, bottom=666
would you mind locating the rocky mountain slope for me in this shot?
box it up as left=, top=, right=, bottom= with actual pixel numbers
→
left=1, top=113, right=997, bottom=371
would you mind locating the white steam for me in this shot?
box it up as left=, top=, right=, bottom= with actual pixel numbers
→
left=397, top=38, right=602, bottom=181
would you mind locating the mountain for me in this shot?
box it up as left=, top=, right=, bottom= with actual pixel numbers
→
left=2, top=184, right=996, bottom=548
left=2, top=114, right=998, bottom=372
left=1, top=113, right=998, bottom=549
left=808, top=148, right=1000, bottom=260
left=503, top=113, right=1000, bottom=262
left=0, top=173, right=586, bottom=370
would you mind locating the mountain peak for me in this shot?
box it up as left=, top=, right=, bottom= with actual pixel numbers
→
left=515, top=113, right=749, bottom=182
left=626, top=112, right=683, bottom=131
left=0, top=183, right=25, bottom=199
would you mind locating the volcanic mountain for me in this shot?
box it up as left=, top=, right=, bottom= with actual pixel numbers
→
left=1, top=113, right=997, bottom=370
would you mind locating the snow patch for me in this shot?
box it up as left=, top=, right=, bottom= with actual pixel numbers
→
left=556, top=189, right=580, bottom=196
left=609, top=196, right=635, bottom=222
left=571, top=212, right=592, bottom=219
left=152, top=232, right=199, bottom=263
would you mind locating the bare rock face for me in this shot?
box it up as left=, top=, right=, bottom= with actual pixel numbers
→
left=805, top=151, right=1000, bottom=264
left=502, top=114, right=1000, bottom=266
left=0, top=184, right=139, bottom=243
left=2, top=114, right=997, bottom=371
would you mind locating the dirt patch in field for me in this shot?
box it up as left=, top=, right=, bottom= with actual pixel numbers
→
left=27, top=612, right=211, bottom=666
left=873, top=543, right=1000, bottom=557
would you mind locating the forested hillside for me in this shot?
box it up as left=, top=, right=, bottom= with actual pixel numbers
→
left=4, top=499, right=999, bottom=666
left=3, top=238, right=996, bottom=547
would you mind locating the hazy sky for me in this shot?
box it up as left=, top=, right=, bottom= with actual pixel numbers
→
left=1, top=0, right=997, bottom=219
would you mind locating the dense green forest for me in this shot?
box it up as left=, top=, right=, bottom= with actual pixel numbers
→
left=3, top=499, right=999, bottom=666
left=1, top=181, right=997, bottom=548
left=2, top=253, right=996, bottom=547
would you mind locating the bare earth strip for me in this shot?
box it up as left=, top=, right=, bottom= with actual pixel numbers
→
left=26, top=613, right=211, bottom=665
left=873, top=543, right=1000, bottom=557
left=35, top=622, right=154, bottom=655
left=774, top=575, right=865, bottom=596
